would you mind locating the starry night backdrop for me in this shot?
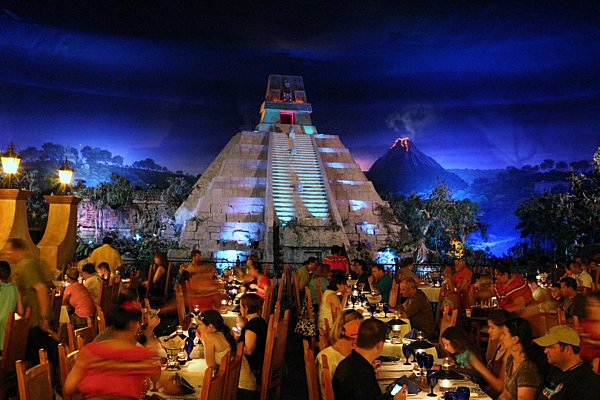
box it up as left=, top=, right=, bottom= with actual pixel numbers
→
left=1, top=1, right=599, bottom=256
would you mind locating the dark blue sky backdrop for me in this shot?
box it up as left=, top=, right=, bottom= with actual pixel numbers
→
left=1, top=1, right=599, bottom=174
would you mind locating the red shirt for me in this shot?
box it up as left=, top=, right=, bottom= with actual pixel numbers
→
left=323, top=255, right=349, bottom=273
left=494, top=273, right=533, bottom=310
left=63, top=282, right=96, bottom=318
left=453, top=267, right=473, bottom=310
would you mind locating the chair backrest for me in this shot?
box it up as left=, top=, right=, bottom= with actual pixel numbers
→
left=438, top=308, right=458, bottom=342
left=200, top=350, right=230, bottom=400
left=261, top=286, right=272, bottom=321
left=128, top=269, right=140, bottom=289
left=318, top=328, right=329, bottom=353
left=16, top=349, right=53, bottom=400
left=571, top=315, right=580, bottom=331
left=175, top=284, right=187, bottom=328
left=223, top=342, right=244, bottom=400
left=592, top=357, right=600, bottom=375
left=0, top=307, right=31, bottom=373
left=96, top=306, right=106, bottom=333
left=303, top=339, right=319, bottom=400
left=388, top=281, right=399, bottom=307
left=67, top=323, right=95, bottom=351
left=320, top=354, right=335, bottom=400
left=50, top=288, right=63, bottom=322
left=260, top=309, right=290, bottom=400
left=146, top=264, right=156, bottom=298
left=304, top=287, right=315, bottom=320
left=162, top=263, right=173, bottom=300
left=110, top=279, right=121, bottom=308
left=284, top=264, right=293, bottom=307
left=557, top=308, right=567, bottom=326
left=98, top=282, right=114, bottom=317
left=58, top=343, right=80, bottom=400
left=316, top=279, right=323, bottom=305
left=292, top=273, right=302, bottom=315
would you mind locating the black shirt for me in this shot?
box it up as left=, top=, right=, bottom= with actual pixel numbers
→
left=239, top=316, right=268, bottom=371
left=538, top=362, right=600, bottom=400
left=333, top=350, right=385, bottom=400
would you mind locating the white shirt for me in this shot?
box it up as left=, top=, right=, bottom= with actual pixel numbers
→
left=574, top=270, right=593, bottom=288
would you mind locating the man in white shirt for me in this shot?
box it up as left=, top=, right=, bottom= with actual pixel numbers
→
left=81, top=262, right=104, bottom=304
left=570, top=262, right=593, bottom=290
left=88, top=236, right=123, bottom=275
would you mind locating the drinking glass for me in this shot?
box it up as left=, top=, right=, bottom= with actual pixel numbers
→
left=358, top=282, right=366, bottom=292
left=456, top=386, right=470, bottom=400
left=444, top=391, right=458, bottom=400
left=424, top=353, right=434, bottom=371
left=402, top=343, right=413, bottom=365
left=426, top=373, right=438, bottom=397
left=369, top=302, right=377, bottom=317
left=383, top=303, right=390, bottom=318
left=416, top=351, right=426, bottom=375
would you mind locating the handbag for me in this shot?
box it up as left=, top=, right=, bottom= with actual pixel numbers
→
left=294, top=302, right=317, bottom=337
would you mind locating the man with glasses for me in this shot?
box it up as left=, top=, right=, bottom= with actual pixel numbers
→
left=534, top=325, right=600, bottom=399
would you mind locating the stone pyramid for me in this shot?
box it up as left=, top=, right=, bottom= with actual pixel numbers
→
left=175, top=75, right=405, bottom=264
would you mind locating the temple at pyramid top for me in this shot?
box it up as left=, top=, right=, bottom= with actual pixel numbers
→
left=174, top=75, right=406, bottom=265
left=257, top=75, right=316, bottom=133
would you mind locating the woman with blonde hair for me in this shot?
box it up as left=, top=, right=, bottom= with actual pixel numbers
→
left=315, top=310, right=364, bottom=399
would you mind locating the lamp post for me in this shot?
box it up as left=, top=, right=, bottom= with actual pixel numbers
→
left=58, top=157, right=74, bottom=194
left=1, top=142, right=20, bottom=188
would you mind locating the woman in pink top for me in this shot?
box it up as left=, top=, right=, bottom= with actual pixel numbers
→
left=244, top=256, right=270, bottom=300
left=63, top=267, right=96, bottom=328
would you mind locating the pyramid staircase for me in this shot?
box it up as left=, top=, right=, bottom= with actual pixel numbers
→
left=270, top=131, right=331, bottom=224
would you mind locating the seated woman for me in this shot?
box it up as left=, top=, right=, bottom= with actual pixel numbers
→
left=498, top=317, right=543, bottom=400
left=441, top=326, right=483, bottom=375
left=62, top=267, right=96, bottom=328
left=468, top=309, right=511, bottom=399
left=238, top=293, right=268, bottom=380
left=64, top=300, right=160, bottom=400
left=197, top=310, right=256, bottom=396
left=97, top=262, right=113, bottom=284
left=318, top=273, right=350, bottom=331
left=243, top=256, right=270, bottom=300
left=308, top=264, right=331, bottom=309
left=316, top=310, right=363, bottom=399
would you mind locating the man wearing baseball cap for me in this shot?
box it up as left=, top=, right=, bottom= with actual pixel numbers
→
left=534, top=325, right=600, bottom=400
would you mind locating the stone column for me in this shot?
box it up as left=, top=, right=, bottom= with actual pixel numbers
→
left=37, top=195, right=81, bottom=279
left=0, top=189, right=39, bottom=257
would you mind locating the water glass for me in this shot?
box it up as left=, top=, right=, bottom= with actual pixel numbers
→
left=456, top=386, right=470, bottom=400
left=444, top=391, right=457, bottom=400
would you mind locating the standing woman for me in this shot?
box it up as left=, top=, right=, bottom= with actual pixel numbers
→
left=308, top=264, right=331, bottom=310
left=498, top=317, right=542, bottom=400
left=238, top=294, right=268, bottom=381
left=318, top=274, right=350, bottom=331
left=197, top=310, right=256, bottom=396
left=0, top=261, right=24, bottom=353
left=149, top=252, right=168, bottom=296
left=244, top=256, right=270, bottom=300
left=468, top=309, right=511, bottom=398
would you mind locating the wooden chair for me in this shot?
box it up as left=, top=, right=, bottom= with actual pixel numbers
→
left=96, top=306, right=106, bottom=333
left=260, top=309, right=290, bottom=400
left=175, top=284, right=188, bottom=329
left=261, top=286, right=273, bottom=321
left=283, top=264, right=293, bottom=309
left=128, top=269, right=140, bottom=289
left=200, top=349, right=230, bottom=400
left=303, top=340, right=319, bottom=400
left=557, top=308, right=567, bottom=326
left=0, top=307, right=31, bottom=400
left=98, top=282, right=114, bottom=317
left=15, top=349, right=53, bottom=400
left=592, top=357, right=600, bottom=375
left=316, top=279, right=323, bottom=305
left=438, top=308, right=458, bottom=342
left=571, top=315, right=580, bottom=331
left=543, top=310, right=561, bottom=332
left=110, top=276, right=121, bottom=307
left=58, top=343, right=80, bottom=400
left=292, top=273, right=302, bottom=316
left=223, top=342, right=244, bottom=400
left=49, top=287, right=64, bottom=323
left=320, top=354, right=335, bottom=400
left=388, top=281, right=399, bottom=307
left=66, top=322, right=95, bottom=351
left=324, top=318, right=332, bottom=346
left=318, top=328, right=329, bottom=352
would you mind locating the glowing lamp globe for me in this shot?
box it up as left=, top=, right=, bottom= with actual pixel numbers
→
left=1, top=143, right=20, bottom=175
left=58, top=158, right=74, bottom=185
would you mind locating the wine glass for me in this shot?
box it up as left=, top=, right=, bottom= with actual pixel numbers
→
left=424, top=353, right=434, bottom=376
left=358, top=282, right=365, bottom=292
left=426, top=371, right=438, bottom=397
left=456, top=386, right=470, bottom=400
left=368, top=302, right=377, bottom=317
left=416, top=351, right=426, bottom=375
left=383, top=303, right=390, bottom=318
left=402, top=344, right=413, bottom=365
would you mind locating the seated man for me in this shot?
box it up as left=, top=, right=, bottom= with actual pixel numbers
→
left=559, top=277, right=586, bottom=320
left=369, top=264, right=392, bottom=303
left=493, top=263, right=533, bottom=313
left=534, top=325, right=600, bottom=400
left=333, top=318, right=407, bottom=400
left=63, top=267, right=96, bottom=328
left=397, top=278, right=435, bottom=339
left=295, top=257, right=318, bottom=291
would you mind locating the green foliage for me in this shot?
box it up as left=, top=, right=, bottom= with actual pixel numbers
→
left=514, top=147, right=600, bottom=261
left=385, top=181, right=487, bottom=259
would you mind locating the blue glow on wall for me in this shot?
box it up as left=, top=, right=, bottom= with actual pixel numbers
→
left=214, top=250, right=244, bottom=270
left=349, top=200, right=368, bottom=211
left=303, top=126, right=316, bottom=134
left=376, top=247, right=397, bottom=266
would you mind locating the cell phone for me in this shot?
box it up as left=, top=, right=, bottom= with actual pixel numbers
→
left=390, top=384, right=402, bottom=396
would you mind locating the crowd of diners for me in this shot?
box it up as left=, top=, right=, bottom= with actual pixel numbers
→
left=2, top=236, right=600, bottom=399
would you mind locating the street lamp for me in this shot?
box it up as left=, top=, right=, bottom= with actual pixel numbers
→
left=58, top=157, right=74, bottom=194
left=1, top=142, right=20, bottom=188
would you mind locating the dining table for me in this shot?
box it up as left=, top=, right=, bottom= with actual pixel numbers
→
left=418, top=284, right=442, bottom=303
left=376, top=358, right=493, bottom=399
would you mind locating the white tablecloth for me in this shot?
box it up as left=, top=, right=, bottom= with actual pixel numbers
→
left=418, top=285, right=442, bottom=302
